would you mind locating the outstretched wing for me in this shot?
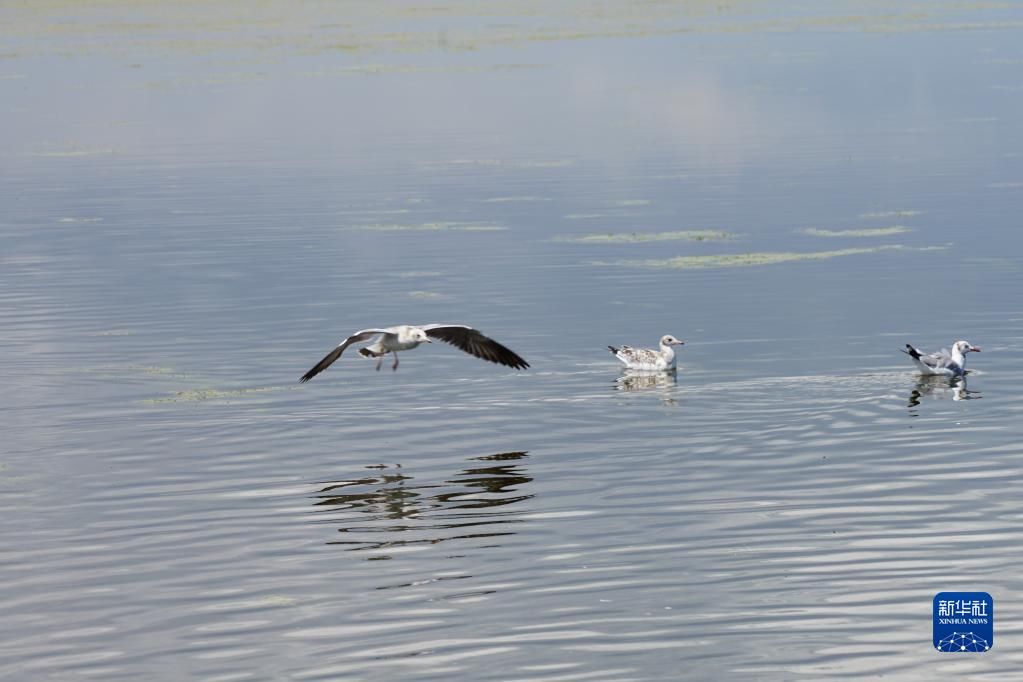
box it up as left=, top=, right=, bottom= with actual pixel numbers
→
left=420, top=324, right=529, bottom=369
left=299, top=328, right=390, bottom=382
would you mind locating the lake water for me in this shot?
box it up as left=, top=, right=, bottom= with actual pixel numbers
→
left=3, top=2, right=1023, bottom=679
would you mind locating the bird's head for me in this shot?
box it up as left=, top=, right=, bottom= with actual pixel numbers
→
left=412, top=328, right=432, bottom=343
left=954, top=340, right=980, bottom=354
left=661, top=335, right=685, bottom=347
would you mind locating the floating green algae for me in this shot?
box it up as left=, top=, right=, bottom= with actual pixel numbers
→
left=556, top=230, right=734, bottom=244
left=396, top=270, right=442, bottom=278
left=91, top=328, right=137, bottom=337
left=66, top=364, right=191, bottom=379
left=144, top=385, right=288, bottom=404
left=31, top=147, right=116, bottom=157
left=563, top=213, right=608, bottom=220
left=800, top=226, right=913, bottom=238
left=480, top=196, right=551, bottom=203
left=426, top=158, right=573, bottom=169
left=302, top=63, right=546, bottom=77
left=6, top=1, right=1022, bottom=64
left=858, top=210, right=922, bottom=219
left=599, top=245, right=946, bottom=270
left=349, top=221, right=505, bottom=232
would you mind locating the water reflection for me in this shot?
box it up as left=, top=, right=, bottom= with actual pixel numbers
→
left=908, top=375, right=980, bottom=411
left=311, top=452, right=531, bottom=556
left=614, top=369, right=678, bottom=404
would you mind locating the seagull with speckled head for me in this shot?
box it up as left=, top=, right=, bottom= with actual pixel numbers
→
left=608, top=334, right=685, bottom=371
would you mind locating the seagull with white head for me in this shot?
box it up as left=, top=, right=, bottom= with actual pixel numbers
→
left=300, top=324, right=529, bottom=382
left=901, top=340, right=980, bottom=376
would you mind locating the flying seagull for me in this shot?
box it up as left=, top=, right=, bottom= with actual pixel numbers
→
left=608, top=334, right=685, bottom=371
left=901, top=340, right=980, bottom=376
left=300, top=324, right=529, bottom=382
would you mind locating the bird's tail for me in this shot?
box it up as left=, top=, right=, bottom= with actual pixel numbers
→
left=608, top=345, right=620, bottom=355
left=902, top=344, right=922, bottom=359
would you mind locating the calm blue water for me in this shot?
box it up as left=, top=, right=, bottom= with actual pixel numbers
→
left=3, top=2, right=1023, bottom=679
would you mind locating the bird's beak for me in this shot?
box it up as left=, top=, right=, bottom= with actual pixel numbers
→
left=971, top=347, right=981, bottom=352
left=676, top=340, right=685, bottom=345
left=424, top=338, right=433, bottom=343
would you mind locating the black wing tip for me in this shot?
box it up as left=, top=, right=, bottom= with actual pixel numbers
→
left=300, top=361, right=326, bottom=383
left=493, top=351, right=529, bottom=370
left=429, top=326, right=529, bottom=370
left=608, top=345, right=619, bottom=354
left=497, top=345, right=529, bottom=370
left=902, top=344, right=921, bottom=358
left=299, top=366, right=321, bottom=382
left=299, top=346, right=347, bottom=384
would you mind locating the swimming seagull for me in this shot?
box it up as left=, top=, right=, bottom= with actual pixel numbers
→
left=901, top=340, right=981, bottom=376
left=300, top=324, right=529, bottom=382
left=608, top=335, right=684, bottom=371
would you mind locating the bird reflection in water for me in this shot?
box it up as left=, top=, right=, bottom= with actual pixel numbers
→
left=908, top=375, right=980, bottom=411
left=311, top=452, right=531, bottom=556
left=614, top=369, right=678, bottom=404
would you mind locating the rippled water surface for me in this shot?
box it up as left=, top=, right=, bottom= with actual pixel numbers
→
left=4, top=2, right=1023, bottom=679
